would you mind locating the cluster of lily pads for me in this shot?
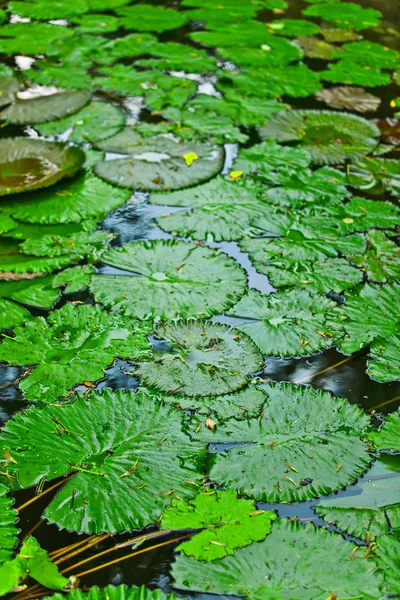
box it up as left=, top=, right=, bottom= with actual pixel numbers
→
left=0, top=0, right=399, bottom=598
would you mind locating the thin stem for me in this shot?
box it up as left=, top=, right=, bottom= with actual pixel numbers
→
left=294, top=355, right=353, bottom=385
left=55, top=533, right=110, bottom=565
left=367, top=394, right=400, bottom=413
left=49, top=535, right=98, bottom=559
left=16, top=476, right=72, bottom=512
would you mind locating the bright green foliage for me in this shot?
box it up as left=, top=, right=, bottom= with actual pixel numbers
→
left=90, top=240, right=246, bottom=320
left=9, top=0, right=89, bottom=19
left=348, top=157, right=400, bottom=195
left=332, top=41, right=400, bottom=69
left=139, top=321, right=262, bottom=397
left=260, top=110, right=379, bottom=164
left=268, top=19, right=319, bottom=37
left=171, top=519, right=383, bottom=598
left=0, top=303, right=151, bottom=402
left=1, top=90, right=90, bottom=125
left=0, top=484, right=17, bottom=565
left=233, top=139, right=311, bottom=175
left=71, top=14, right=120, bottom=34
left=303, top=2, right=382, bottom=30
left=346, top=230, right=400, bottom=283
left=25, top=62, right=92, bottom=90
left=38, top=102, right=124, bottom=143
left=330, top=283, right=400, bottom=382
left=0, top=138, right=84, bottom=196
left=315, top=86, right=381, bottom=113
left=115, top=4, right=187, bottom=32
left=0, top=299, right=32, bottom=330
left=228, top=288, right=342, bottom=356
left=0, top=23, right=73, bottom=54
left=47, top=585, right=181, bottom=600
left=217, top=36, right=302, bottom=67
left=316, top=458, right=400, bottom=540
left=375, top=535, right=400, bottom=595
left=161, top=489, right=277, bottom=561
left=369, top=410, right=400, bottom=452
left=150, top=177, right=272, bottom=241
left=94, top=137, right=224, bottom=191
left=0, top=390, right=206, bottom=532
left=203, top=383, right=371, bottom=502
left=320, top=61, right=390, bottom=87
left=0, top=275, right=59, bottom=310
left=2, top=174, right=130, bottom=224
left=2, top=219, right=95, bottom=241
left=52, top=265, right=95, bottom=294
left=0, top=536, right=68, bottom=594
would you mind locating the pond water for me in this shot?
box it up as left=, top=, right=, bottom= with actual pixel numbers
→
left=0, top=0, right=399, bottom=598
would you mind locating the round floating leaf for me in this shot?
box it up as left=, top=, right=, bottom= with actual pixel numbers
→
left=321, top=28, right=361, bottom=43
left=295, top=36, right=334, bottom=60
left=47, top=585, right=180, bottom=600
left=315, top=87, right=381, bottom=113
left=2, top=219, right=95, bottom=241
left=1, top=90, right=90, bottom=125
left=8, top=0, right=89, bottom=19
left=90, top=240, right=246, bottom=320
left=316, top=458, right=400, bottom=540
left=0, top=485, right=18, bottom=564
left=94, top=137, right=224, bottom=191
left=0, top=138, right=84, bottom=196
left=347, top=157, right=400, bottom=195
left=138, top=321, right=263, bottom=397
left=0, top=303, right=151, bottom=402
left=203, top=383, right=371, bottom=502
left=260, top=110, right=379, bottom=164
left=37, top=102, right=124, bottom=143
left=0, top=390, right=206, bottom=532
left=171, top=519, right=383, bottom=598
left=346, top=230, right=400, bottom=283
left=2, top=174, right=130, bottom=224
left=191, top=21, right=278, bottom=48
left=0, top=299, right=32, bottom=330
left=268, top=19, right=320, bottom=37
left=369, top=410, right=400, bottom=452
left=115, top=4, right=187, bottom=32
left=375, top=535, right=400, bottom=595
left=329, top=283, right=400, bottom=382
left=332, top=41, right=400, bottom=69
left=52, top=265, right=95, bottom=294
left=25, top=63, right=92, bottom=91
left=161, top=489, right=277, bottom=561
left=0, top=275, right=59, bottom=310
left=0, top=78, right=20, bottom=109
left=217, top=36, right=302, bottom=68
left=228, top=288, right=342, bottom=356
left=0, top=23, right=73, bottom=55
left=320, top=61, right=390, bottom=87
left=150, top=177, right=271, bottom=241
left=303, top=2, right=382, bottom=31
left=71, top=14, right=120, bottom=33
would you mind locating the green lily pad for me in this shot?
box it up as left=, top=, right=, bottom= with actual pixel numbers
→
left=0, top=390, right=205, bottom=532
left=0, top=485, right=18, bottom=565
left=346, top=230, right=400, bottom=283
left=0, top=138, right=84, bottom=196
left=48, top=586, right=180, bottom=600
left=321, top=27, right=361, bottom=42
left=0, top=299, right=32, bottom=330
left=316, top=458, right=400, bottom=540
left=303, top=2, right=382, bottom=31
left=52, top=265, right=95, bottom=294
left=0, top=303, right=151, bottom=402
left=228, top=288, right=342, bottom=356
left=138, top=321, right=263, bottom=397
left=71, top=14, right=120, bottom=34
left=135, top=43, right=217, bottom=74
left=171, top=518, right=383, bottom=598
left=0, top=275, right=59, bottom=310
left=267, top=19, right=320, bottom=37
left=315, top=87, right=381, bottom=113
left=94, top=137, right=224, bottom=191
left=320, top=61, right=390, bottom=87
left=375, top=535, right=400, bottom=595
left=260, top=110, right=379, bottom=164
left=0, top=536, right=67, bottom=595
left=0, top=23, right=73, bottom=55
left=2, top=174, right=130, bottom=224
left=25, top=62, right=92, bottom=91
left=347, top=157, right=400, bottom=195
left=1, top=90, right=90, bottom=125
left=37, top=102, right=124, bottom=143
left=332, top=41, right=400, bottom=70
left=115, top=4, right=187, bottom=32
left=369, top=410, right=400, bottom=452
left=161, top=489, right=277, bottom=561
left=150, top=177, right=271, bottom=241
left=8, top=0, right=89, bottom=19
left=202, top=383, right=371, bottom=502
left=217, top=36, right=303, bottom=68
left=0, top=78, right=20, bottom=109
left=295, top=36, right=335, bottom=59
left=1, top=219, right=95, bottom=241
left=90, top=240, right=246, bottom=320
left=330, top=283, right=400, bottom=382
left=191, top=21, right=279, bottom=47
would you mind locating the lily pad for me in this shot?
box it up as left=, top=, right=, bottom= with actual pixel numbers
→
left=138, top=321, right=263, bottom=397
left=217, top=36, right=303, bottom=68
left=161, top=489, right=277, bottom=561
left=0, top=390, right=205, bottom=532
left=228, top=288, right=342, bottom=356
left=329, top=283, right=400, bottom=382
left=94, top=137, right=224, bottom=191
left=115, top=4, right=187, bottom=32
left=0, top=275, right=59, bottom=311
left=71, top=14, right=120, bottom=34
left=0, top=299, right=32, bottom=330
left=346, top=230, right=400, bottom=283
left=0, top=485, right=17, bottom=565
left=295, top=36, right=335, bottom=60
left=37, top=102, right=125, bottom=143
left=315, top=87, right=381, bottom=113
left=0, top=78, right=20, bottom=109
left=303, top=2, right=382, bottom=31
left=320, top=61, right=390, bottom=87
left=90, top=240, right=246, bottom=320
left=171, top=518, right=383, bottom=598
left=1, top=174, right=130, bottom=224
left=203, top=383, right=371, bottom=502
left=369, top=410, right=400, bottom=452
left=268, top=19, right=320, bottom=37
left=332, top=41, right=400, bottom=69
left=150, top=177, right=271, bottom=241
left=375, top=535, right=400, bottom=595
left=260, top=110, right=379, bottom=164
left=8, top=0, right=89, bottom=19
left=0, top=23, right=73, bottom=55
left=0, top=138, right=84, bottom=196
left=1, top=90, right=90, bottom=125
left=347, top=157, right=400, bottom=195
left=0, top=303, right=151, bottom=402
left=48, top=586, right=181, bottom=600
left=26, top=62, right=92, bottom=91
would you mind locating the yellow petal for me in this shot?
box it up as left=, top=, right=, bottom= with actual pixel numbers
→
left=183, top=152, right=199, bottom=166
left=229, top=170, right=244, bottom=179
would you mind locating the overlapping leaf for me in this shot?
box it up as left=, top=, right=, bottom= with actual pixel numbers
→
left=0, top=484, right=17, bottom=565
